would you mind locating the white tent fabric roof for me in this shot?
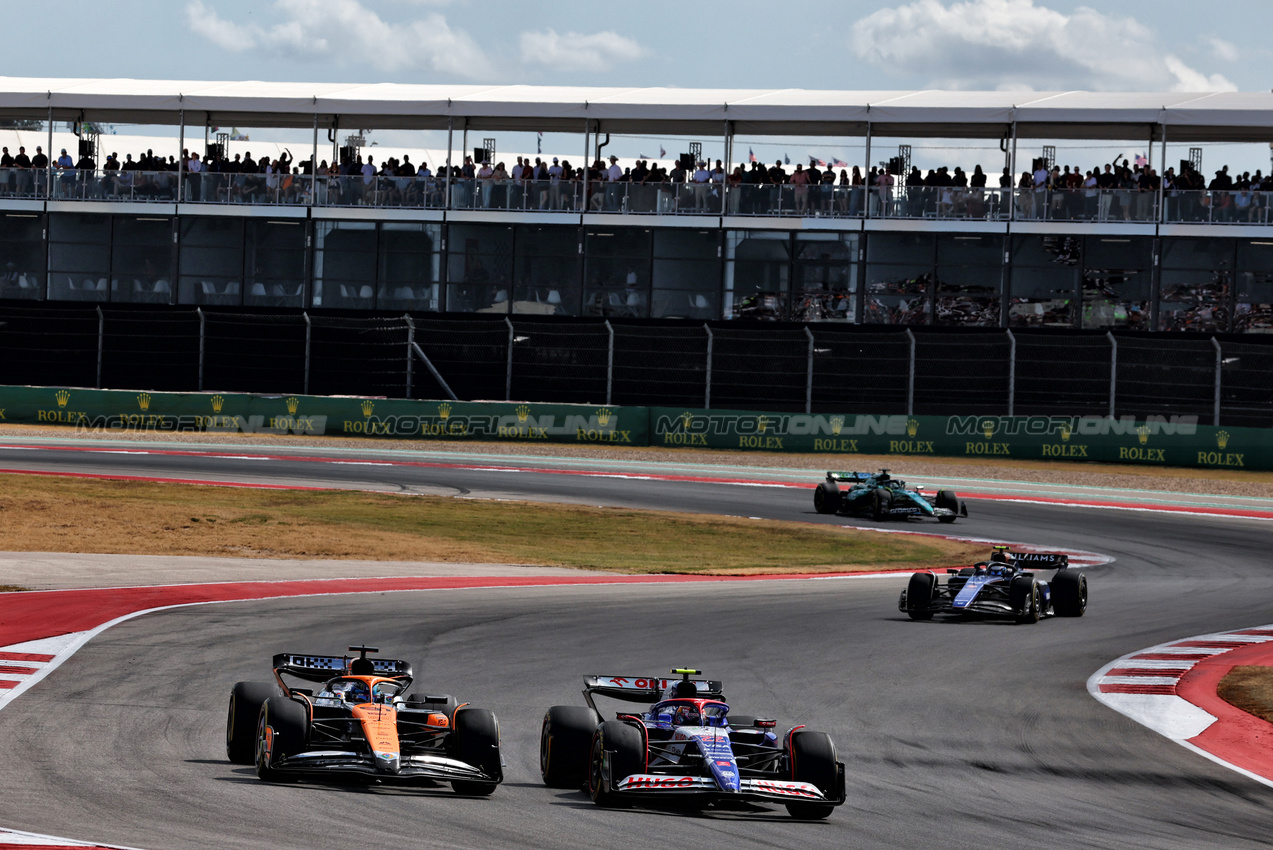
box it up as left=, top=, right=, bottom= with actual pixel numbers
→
left=0, top=78, right=1268, bottom=139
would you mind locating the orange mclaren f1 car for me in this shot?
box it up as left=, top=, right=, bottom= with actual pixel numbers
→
left=225, top=645, right=503, bottom=795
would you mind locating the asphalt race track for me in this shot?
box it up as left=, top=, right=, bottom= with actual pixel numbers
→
left=0, top=440, right=1271, bottom=848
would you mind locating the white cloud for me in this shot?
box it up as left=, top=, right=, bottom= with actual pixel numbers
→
left=851, top=0, right=1237, bottom=92
left=519, top=29, right=646, bottom=73
left=1205, top=35, right=1238, bottom=63
left=184, top=0, right=490, bottom=77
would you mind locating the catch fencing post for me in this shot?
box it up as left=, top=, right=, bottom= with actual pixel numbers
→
left=704, top=324, right=714, bottom=409
left=904, top=328, right=916, bottom=417
left=95, top=305, right=104, bottom=389
left=804, top=326, right=815, bottom=414
left=1212, top=336, right=1222, bottom=425
left=1006, top=329, right=1016, bottom=416
left=1107, top=331, right=1117, bottom=418
left=303, top=312, right=312, bottom=396
left=504, top=317, right=514, bottom=401
left=604, top=320, right=614, bottom=406
left=197, top=307, right=205, bottom=392
left=404, top=315, right=415, bottom=399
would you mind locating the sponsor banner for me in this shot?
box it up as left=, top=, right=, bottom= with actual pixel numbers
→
left=0, top=387, right=649, bottom=447
left=648, top=407, right=1273, bottom=471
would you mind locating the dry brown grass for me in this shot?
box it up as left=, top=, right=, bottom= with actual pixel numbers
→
left=0, top=474, right=984, bottom=575
left=1217, top=666, right=1273, bottom=725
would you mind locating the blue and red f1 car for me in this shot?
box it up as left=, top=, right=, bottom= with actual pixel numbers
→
left=539, top=669, right=846, bottom=819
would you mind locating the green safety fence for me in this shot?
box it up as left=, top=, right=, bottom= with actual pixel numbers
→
left=0, top=386, right=648, bottom=447
left=1, top=385, right=1270, bottom=471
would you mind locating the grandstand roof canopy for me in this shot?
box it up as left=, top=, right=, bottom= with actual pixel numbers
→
left=1, top=77, right=1270, bottom=141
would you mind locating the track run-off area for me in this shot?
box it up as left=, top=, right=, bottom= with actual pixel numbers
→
left=0, top=435, right=1271, bottom=848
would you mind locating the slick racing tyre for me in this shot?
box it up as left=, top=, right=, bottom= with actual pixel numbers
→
left=227, top=681, right=278, bottom=764
left=813, top=482, right=841, bottom=515
left=935, top=489, right=960, bottom=523
left=1010, top=576, right=1041, bottom=624
left=541, top=705, right=601, bottom=788
left=1051, top=570, right=1088, bottom=617
left=588, top=721, right=643, bottom=808
left=905, top=572, right=936, bottom=620
left=871, top=487, right=891, bottom=521
left=452, top=708, right=502, bottom=795
left=786, top=730, right=838, bottom=819
left=255, top=696, right=308, bottom=782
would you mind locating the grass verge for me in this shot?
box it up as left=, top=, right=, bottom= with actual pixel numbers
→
left=1217, top=666, right=1273, bottom=725
left=0, top=474, right=982, bottom=575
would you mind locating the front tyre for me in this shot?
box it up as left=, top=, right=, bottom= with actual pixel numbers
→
left=227, top=681, right=277, bottom=764
left=871, top=488, right=892, bottom=521
left=786, top=730, right=838, bottom=819
left=541, top=705, right=600, bottom=788
left=255, top=696, right=308, bottom=782
left=588, top=721, right=644, bottom=808
left=1011, top=576, right=1041, bottom=624
left=452, top=708, right=502, bottom=795
left=905, top=572, right=936, bottom=620
left=935, top=489, right=959, bottom=523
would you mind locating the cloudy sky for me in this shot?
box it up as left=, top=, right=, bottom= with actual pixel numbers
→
left=5, top=0, right=1263, bottom=92
left=4, top=0, right=1269, bottom=172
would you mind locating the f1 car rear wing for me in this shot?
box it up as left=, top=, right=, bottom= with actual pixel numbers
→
left=583, top=674, right=724, bottom=709
left=1011, top=552, right=1069, bottom=569
left=825, top=471, right=874, bottom=482
left=272, top=652, right=414, bottom=683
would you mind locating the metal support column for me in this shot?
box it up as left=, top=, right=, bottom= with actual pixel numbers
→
left=905, top=328, right=916, bottom=416
left=410, top=341, right=458, bottom=401
left=444, top=117, right=453, bottom=210
left=46, top=106, right=54, bottom=199
left=95, top=305, right=104, bottom=389
left=1107, top=331, right=1117, bottom=418
left=404, top=315, right=415, bottom=399
left=804, top=326, right=815, bottom=414
left=1158, top=123, right=1168, bottom=223
left=1006, top=329, right=1016, bottom=416
left=197, top=308, right=205, bottom=392
left=1009, top=119, right=1018, bottom=222
left=177, top=109, right=185, bottom=205
left=1212, top=336, right=1222, bottom=426
left=303, top=312, right=312, bottom=396
left=704, top=324, right=714, bottom=409
left=504, top=316, right=514, bottom=401
left=309, top=113, right=318, bottom=207
left=863, top=122, right=871, bottom=220
left=582, top=119, right=591, bottom=213
left=604, top=320, right=614, bottom=405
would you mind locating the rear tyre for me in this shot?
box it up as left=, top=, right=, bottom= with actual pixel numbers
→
left=588, top=721, right=644, bottom=807
left=541, top=705, right=601, bottom=788
left=255, top=696, right=308, bottom=782
left=813, top=483, right=841, bottom=515
left=786, top=730, right=838, bottom=819
left=1011, top=576, right=1040, bottom=624
left=905, top=572, right=936, bottom=621
left=871, top=488, right=891, bottom=521
left=227, top=681, right=277, bottom=764
left=935, top=489, right=959, bottom=523
left=1051, top=570, right=1088, bottom=617
left=452, top=708, right=502, bottom=795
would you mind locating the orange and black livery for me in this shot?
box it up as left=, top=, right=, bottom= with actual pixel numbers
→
left=226, top=645, right=502, bottom=795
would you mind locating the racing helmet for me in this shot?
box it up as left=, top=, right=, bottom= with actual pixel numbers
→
left=673, top=704, right=701, bottom=726
left=344, top=681, right=370, bottom=703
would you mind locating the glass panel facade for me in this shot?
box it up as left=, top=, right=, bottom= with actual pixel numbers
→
left=48, top=213, right=110, bottom=301
left=179, top=217, right=244, bottom=306
left=935, top=234, right=1002, bottom=326
left=0, top=214, right=44, bottom=300
left=865, top=234, right=935, bottom=325
left=584, top=227, right=650, bottom=318
left=652, top=229, right=719, bottom=319
left=245, top=220, right=305, bottom=308
left=1008, top=236, right=1079, bottom=328
left=1081, top=236, right=1153, bottom=330
left=111, top=216, right=173, bottom=304
left=1158, top=237, right=1233, bottom=332
left=447, top=223, right=513, bottom=313
left=379, top=222, right=441, bottom=312
left=315, top=221, right=376, bottom=309
left=513, top=224, right=577, bottom=316
left=792, top=233, right=857, bottom=322
left=1235, top=240, right=1273, bottom=332
left=725, top=230, right=790, bottom=320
